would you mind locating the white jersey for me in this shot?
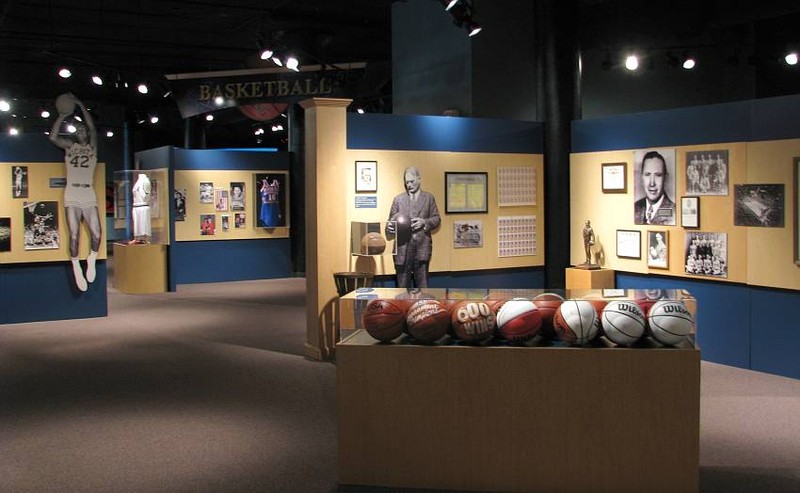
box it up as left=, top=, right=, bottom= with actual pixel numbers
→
left=64, top=143, right=98, bottom=208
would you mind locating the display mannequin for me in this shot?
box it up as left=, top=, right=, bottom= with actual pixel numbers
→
left=131, top=173, right=152, bottom=243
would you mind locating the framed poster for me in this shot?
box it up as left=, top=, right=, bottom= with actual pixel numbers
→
left=685, top=232, right=727, bottom=278
left=12, top=165, right=28, bottom=198
left=453, top=220, right=483, bottom=248
left=23, top=201, right=60, bottom=250
left=174, top=188, right=186, bottom=221
left=685, top=150, right=729, bottom=195
left=445, top=172, right=488, bottom=213
left=681, top=196, right=699, bottom=228
left=734, top=184, right=784, bottom=227
left=616, top=230, right=641, bottom=259
left=647, top=230, right=669, bottom=269
left=254, top=172, right=289, bottom=228
left=602, top=162, right=627, bottom=193
left=355, top=161, right=377, bottom=193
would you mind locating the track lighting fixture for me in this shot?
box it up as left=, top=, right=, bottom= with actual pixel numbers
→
left=625, top=55, right=639, bottom=71
left=285, top=56, right=299, bottom=71
left=137, top=83, right=149, bottom=94
left=106, top=130, right=114, bottom=138
left=58, top=67, right=72, bottom=78
left=443, top=0, right=482, bottom=37
left=91, top=75, right=103, bottom=85
left=681, top=52, right=696, bottom=70
left=444, top=0, right=459, bottom=11
left=467, top=21, right=482, bottom=37
left=40, top=109, right=50, bottom=118
left=785, top=52, right=798, bottom=66
left=206, top=114, right=214, bottom=121
left=0, top=99, right=10, bottom=112
left=259, top=48, right=274, bottom=60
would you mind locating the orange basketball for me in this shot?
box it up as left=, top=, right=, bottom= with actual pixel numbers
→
left=533, top=292, right=565, bottom=339
left=450, top=300, right=496, bottom=343
left=406, top=299, right=450, bottom=343
left=360, top=232, right=386, bottom=255
left=362, top=299, right=407, bottom=342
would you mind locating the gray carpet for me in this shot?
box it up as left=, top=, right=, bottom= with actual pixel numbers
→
left=1, top=277, right=800, bottom=492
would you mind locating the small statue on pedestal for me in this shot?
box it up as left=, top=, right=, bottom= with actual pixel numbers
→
left=578, top=219, right=600, bottom=270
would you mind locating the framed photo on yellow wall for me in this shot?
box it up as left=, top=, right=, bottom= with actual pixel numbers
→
left=355, top=161, right=377, bottom=193
left=647, top=230, right=669, bottom=269
left=601, top=162, right=627, bottom=193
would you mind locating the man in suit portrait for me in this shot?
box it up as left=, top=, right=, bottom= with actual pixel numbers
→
left=634, top=150, right=676, bottom=225
left=385, top=167, right=441, bottom=288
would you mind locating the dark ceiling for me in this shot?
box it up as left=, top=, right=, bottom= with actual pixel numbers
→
left=1, top=0, right=800, bottom=149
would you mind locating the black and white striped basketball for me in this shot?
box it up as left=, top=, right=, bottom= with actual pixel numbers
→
left=647, top=300, right=694, bottom=346
left=601, top=300, right=646, bottom=346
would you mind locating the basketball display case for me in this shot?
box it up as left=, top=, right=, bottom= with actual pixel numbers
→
left=337, top=288, right=701, bottom=492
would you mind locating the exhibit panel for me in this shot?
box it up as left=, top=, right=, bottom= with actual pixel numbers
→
left=337, top=289, right=700, bottom=492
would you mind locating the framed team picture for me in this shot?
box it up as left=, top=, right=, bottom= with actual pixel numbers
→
left=685, top=150, right=729, bottom=196
left=254, top=172, right=289, bottom=228
left=681, top=196, right=700, bottom=228
left=647, top=230, right=669, bottom=269
left=684, top=232, right=727, bottom=278
left=23, top=201, right=60, bottom=250
left=355, top=161, right=377, bottom=193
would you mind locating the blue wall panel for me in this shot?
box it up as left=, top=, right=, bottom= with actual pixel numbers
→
left=1, top=262, right=107, bottom=324
left=749, top=94, right=800, bottom=142
left=171, top=239, right=292, bottom=284
left=748, top=288, right=800, bottom=380
left=347, top=113, right=543, bottom=153
left=174, top=148, right=287, bottom=170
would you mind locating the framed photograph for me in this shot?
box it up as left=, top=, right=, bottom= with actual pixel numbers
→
left=734, top=184, right=785, bottom=227
left=685, top=232, right=727, bottom=278
left=445, top=172, right=488, bottom=214
left=602, top=162, right=627, bottom=193
left=174, top=188, right=186, bottom=221
left=685, top=150, right=729, bottom=196
left=647, top=230, right=669, bottom=269
left=221, top=215, right=230, bottom=232
left=254, top=172, right=289, bottom=228
left=453, top=220, right=483, bottom=248
left=795, top=158, right=800, bottom=265
left=12, top=165, right=28, bottom=198
left=355, top=161, right=377, bottom=193
left=214, top=188, right=229, bottom=212
left=235, top=212, right=246, bottom=229
left=633, top=148, right=676, bottom=226
left=230, top=182, right=245, bottom=211
left=0, top=217, right=10, bottom=252
left=199, top=182, right=213, bottom=203
left=200, top=214, right=215, bottom=236
left=681, top=196, right=700, bottom=228
left=23, top=201, right=60, bottom=250
left=616, top=229, right=641, bottom=259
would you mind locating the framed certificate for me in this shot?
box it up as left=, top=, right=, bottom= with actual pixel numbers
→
left=681, top=196, right=699, bottom=228
left=616, top=229, right=641, bottom=259
left=445, top=172, right=488, bottom=213
left=602, top=162, right=627, bottom=193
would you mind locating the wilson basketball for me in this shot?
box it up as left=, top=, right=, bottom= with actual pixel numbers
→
left=406, top=299, right=450, bottom=343
left=553, top=300, right=598, bottom=345
left=362, top=299, right=407, bottom=342
left=360, top=232, right=386, bottom=255
left=496, top=299, right=542, bottom=342
left=450, top=300, right=496, bottom=343
left=601, top=300, right=646, bottom=346
left=533, top=292, right=564, bottom=338
left=647, top=300, right=694, bottom=346
left=55, top=93, right=76, bottom=115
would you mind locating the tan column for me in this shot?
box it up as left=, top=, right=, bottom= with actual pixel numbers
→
left=300, top=98, right=352, bottom=360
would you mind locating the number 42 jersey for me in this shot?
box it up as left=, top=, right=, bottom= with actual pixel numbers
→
left=64, top=143, right=98, bottom=208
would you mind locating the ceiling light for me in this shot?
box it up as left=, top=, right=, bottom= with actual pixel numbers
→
left=214, top=96, right=224, bottom=106
left=260, top=48, right=274, bottom=60
left=40, top=109, right=51, bottom=118
left=106, top=130, right=114, bottom=138
left=272, top=57, right=283, bottom=67
left=785, top=52, right=799, bottom=66
left=682, top=57, right=696, bottom=69
left=137, top=83, right=149, bottom=94
left=286, top=56, right=299, bottom=71
left=445, top=0, right=459, bottom=11
left=91, top=75, right=103, bottom=85
left=625, top=55, right=639, bottom=71
left=357, top=108, right=365, bottom=114
left=149, top=115, right=159, bottom=124
left=9, top=127, right=19, bottom=136
left=67, top=124, right=77, bottom=133
left=206, top=114, right=214, bottom=121
left=467, top=22, right=482, bottom=37
left=0, top=100, right=10, bottom=112
left=162, top=90, right=172, bottom=98
left=58, top=68, right=72, bottom=78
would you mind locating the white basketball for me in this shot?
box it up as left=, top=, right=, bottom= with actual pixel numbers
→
left=647, top=300, right=694, bottom=346
left=554, top=299, right=598, bottom=345
left=496, top=298, right=537, bottom=327
left=601, top=300, right=646, bottom=346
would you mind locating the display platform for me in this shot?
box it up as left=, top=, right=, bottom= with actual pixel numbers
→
left=337, top=288, right=700, bottom=492
left=113, top=242, right=167, bottom=294
left=566, top=266, right=615, bottom=288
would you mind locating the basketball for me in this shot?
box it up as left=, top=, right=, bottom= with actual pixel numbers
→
left=406, top=299, right=450, bottom=343
left=585, top=298, right=609, bottom=318
left=392, top=214, right=412, bottom=244
left=362, top=299, right=407, bottom=342
left=55, top=93, right=76, bottom=115
left=553, top=300, right=598, bottom=345
left=450, top=300, right=496, bottom=343
left=360, top=232, right=386, bottom=255
left=634, top=298, right=657, bottom=317
left=533, top=292, right=564, bottom=338
left=601, top=300, right=646, bottom=346
left=647, top=300, right=694, bottom=346
left=496, top=299, right=542, bottom=342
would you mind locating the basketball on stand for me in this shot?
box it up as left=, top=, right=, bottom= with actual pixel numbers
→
left=647, top=300, right=694, bottom=346
left=496, top=299, right=541, bottom=342
left=553, top=300, right=599, bottom=345
left=601, top=300, right=646, bottom=346
left=533, top=292, right=565, bottom=339
left=450, top=300, right=496, bottom=343
left=362, top=299, right=407, bottom=342
left=406, top=299, right=450, bottom=343
left=360, top=232, right=386, bottom=255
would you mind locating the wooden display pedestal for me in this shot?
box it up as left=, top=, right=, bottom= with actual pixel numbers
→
left=566, top=266, right=615, bottom=289
left=338, top=331, right=700, bottom=493
left=112, top=242, right=167, bottom=294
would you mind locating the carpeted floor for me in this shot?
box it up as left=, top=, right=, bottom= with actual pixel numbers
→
left=1, top=277, right=800, bottom=492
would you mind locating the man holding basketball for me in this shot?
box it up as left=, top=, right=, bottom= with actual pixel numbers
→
left=49, top=93, right=102, bottom=292
left=385, top=167, right=441, bottom=288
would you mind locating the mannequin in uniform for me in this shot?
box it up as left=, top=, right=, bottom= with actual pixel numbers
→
left=131, top=173, right=152, bottom=243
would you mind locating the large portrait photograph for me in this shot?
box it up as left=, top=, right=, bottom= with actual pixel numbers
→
left=633, top=148, right=676, bottom=226
left=254, top=172, right=288, bottom=228
left=685, top=232, right=727, bottom=278
left=734, top=184, right=784, bottom=227
left=685, top=150, right=729, bottom=196
left=23, top=201, right=60, bottom=250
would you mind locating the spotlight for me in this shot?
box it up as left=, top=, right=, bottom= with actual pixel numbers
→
left=58, top=67, right=72, bottom=78
left=286, top=56, right=299, bottom=71
left=467, top=21, right=482, bottom=37
left=272, top=57, right=283, bottom=67
left=0, top=100, right=10, bottom=112
left=91, top=75, right=103, bottom=85
left=137, top=83, right=149, bottom=94
left=785, top=52, right=798, bottom=66
left=205, top=114, right=214, bottom=121
left=625, top=55, right=639, bottom=71
left=357, top=108, right=365, bottom=114
left=67, top=123, right=77, bottom=133
left=106, top=130, right=114, bottom=138
left=445, top=0, right=459, bottom=11
left=162, top=90, right=172, bottom=98
left=214, top=96, right=224, bottom=106
left=149, top=115, right=159, bottom=124
left=682, top=53, right=696, bottom=70
left=40, top=109, right=51, bottom=118
left=260, top=48, right=274, bottom=60
left=9, top=127, right=19, bottom=136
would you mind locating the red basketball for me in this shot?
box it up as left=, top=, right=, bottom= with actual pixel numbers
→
left=450, top=300, right=496, bottom=343
left=533, top=292, right=564, bottom=339
left=496, top=299, right=542, bottom=342
left=406, top=299, right=450, bottom=343
left=634, top=298, right=657, bottom=317
left=362, top=299, right=407, bottom=342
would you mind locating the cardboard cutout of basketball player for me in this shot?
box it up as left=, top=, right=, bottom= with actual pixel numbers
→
left=49, top=93, right=102, bottom=292
left=385, top=167, right=441, bottom=288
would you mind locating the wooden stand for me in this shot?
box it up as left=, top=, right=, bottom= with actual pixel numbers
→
left=566, top=266, right=615, bottom=289
left=338, top=330, right=700, bottom=493
left=112, top=242, right=167, bottom=294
